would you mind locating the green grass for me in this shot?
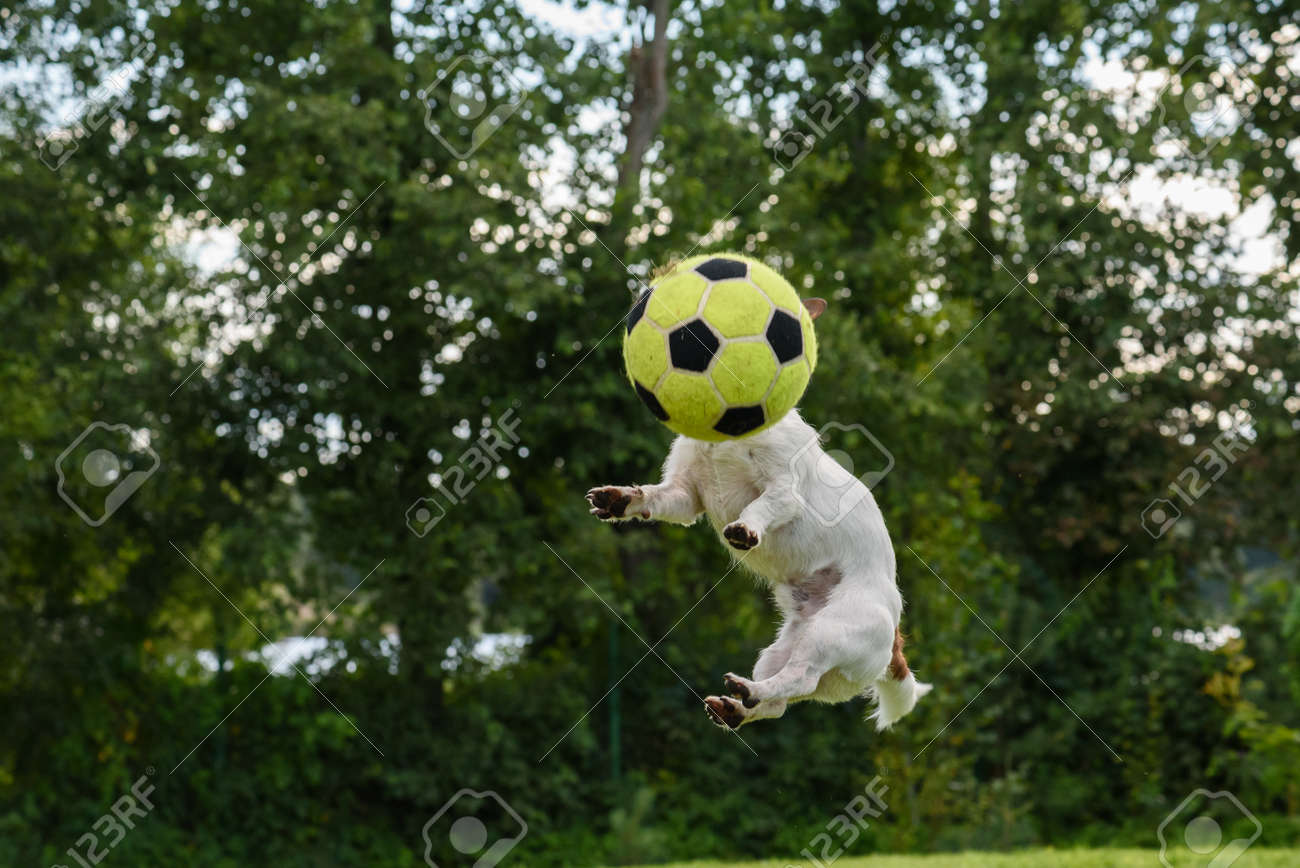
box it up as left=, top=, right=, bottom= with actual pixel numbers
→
left=625, top=848, right=1300, bottom=868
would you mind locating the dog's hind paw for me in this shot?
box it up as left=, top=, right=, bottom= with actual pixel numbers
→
left=722, top=521, right=760, bottom=551
left=723, top=672, right=758, bottom=708
left=704, top=695, right=747, bottom=729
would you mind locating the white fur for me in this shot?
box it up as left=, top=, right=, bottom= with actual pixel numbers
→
left=587, top=409, right=931, bottom=730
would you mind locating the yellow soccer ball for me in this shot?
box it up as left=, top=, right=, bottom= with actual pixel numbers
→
left=622, top=253, right=819, bottom=441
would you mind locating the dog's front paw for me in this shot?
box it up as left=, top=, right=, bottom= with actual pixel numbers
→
left=723, top=521, right=760, bottom=551
left=586, top=485, right=645, bottom=521
left=704, top=695, right=747, bottom=730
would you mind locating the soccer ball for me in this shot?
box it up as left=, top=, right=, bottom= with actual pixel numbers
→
left=622, top=253, right=818, bottom=441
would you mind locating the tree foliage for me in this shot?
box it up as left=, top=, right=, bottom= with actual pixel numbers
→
left=1, top=0, right=1297, bottom=865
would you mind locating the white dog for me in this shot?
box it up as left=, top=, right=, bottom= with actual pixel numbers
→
left=586, top=299, right=931, bottom=730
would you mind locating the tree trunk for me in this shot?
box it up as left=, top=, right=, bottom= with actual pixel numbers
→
left=618, top=0, right=671, bottom=193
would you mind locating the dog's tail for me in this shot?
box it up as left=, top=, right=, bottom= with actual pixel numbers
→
left=867, top=628, right=933, bottom=731
left=869, top=671, right=932, bottom=731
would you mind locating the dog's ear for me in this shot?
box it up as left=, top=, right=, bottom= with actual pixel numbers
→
left=803, top=298, right=827, bottom=320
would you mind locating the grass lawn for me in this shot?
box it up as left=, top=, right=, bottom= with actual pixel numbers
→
left=626, top=848, right=1300, bottom=868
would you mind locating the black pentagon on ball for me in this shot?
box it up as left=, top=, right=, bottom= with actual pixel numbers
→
left=667, top=318, right=720, bottom=372
left=766, top=309, right=803, bottom=363
left=694, top=257, right=748, bottom=281
left=634, top=381, right=669, bottom=421
left=714, top=405, right=766, bottom=437
left=626, top=289, right=651, bottom=333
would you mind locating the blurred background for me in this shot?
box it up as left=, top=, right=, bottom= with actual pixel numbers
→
left=2, top=0, right=1299, bottom=865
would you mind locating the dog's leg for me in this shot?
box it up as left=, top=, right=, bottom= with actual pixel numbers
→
left=586, top=480, right=701, bottom=524
left=703, top=622, right=799, bottom=728
left=752, top=626, right=796, bottom=681
left=721, top=480, right=801, bottom=551
left=587, top=436, right=703, bottom=526
left=707, top=621, right=806, bottom=727
left=704, top=690, right=788, bottom=727
left=711, top=598, right=897, bottom=728
left=704, top=666, right=806, bottom=729
left=729, top=655, right=827, bottom=708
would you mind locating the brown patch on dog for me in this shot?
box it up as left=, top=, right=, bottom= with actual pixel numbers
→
left=789, top=565, right=842, bottom=617
left=790, top=568, right=840, bottom=614
left=888, top=627, right=910, bottom=681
